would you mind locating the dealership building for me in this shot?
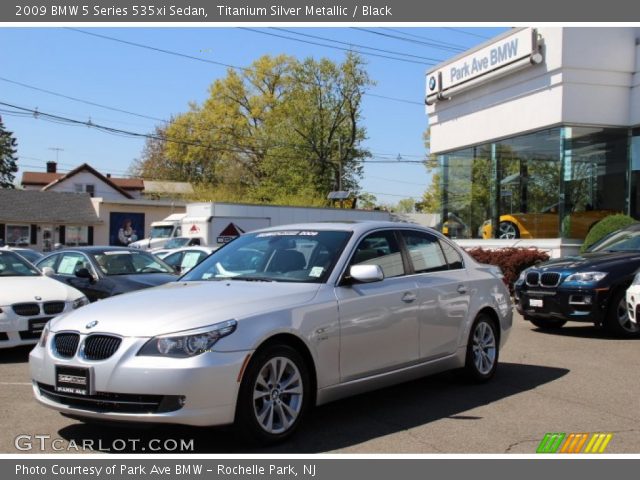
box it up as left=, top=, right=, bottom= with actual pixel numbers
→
left=426, top=27, right=640, bottom=251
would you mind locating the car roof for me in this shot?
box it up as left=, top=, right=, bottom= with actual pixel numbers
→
left=252, top=221, right=438, bottom=235
left=44, top=246, right=145, bottom=255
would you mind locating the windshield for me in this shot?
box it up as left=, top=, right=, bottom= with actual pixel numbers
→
left=587, top=228, right=640, bottom=253
left=182, top=230, right=352, bottom=283
left=164, top=237, right=191, bottom=249
left=93, top=250, right=175, bottom=275
left=0, top=250, right=40, bottom=277
left=150, top=225, right=175, bottom=239
left=13, top=249, right=43, bottom=264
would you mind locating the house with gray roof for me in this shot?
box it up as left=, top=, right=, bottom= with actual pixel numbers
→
left=0, top=189, right=101, bottom=252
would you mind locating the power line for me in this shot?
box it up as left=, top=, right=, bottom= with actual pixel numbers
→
left=365, top=191, right=423, bottom=198
left=66, top=28, right=244, bottom=71
left=271, top=28, right=444, bottom=63
left=368, top=175, right=426, bottom=186
left=0, top=76, right=168, bottom=124
left=2, top=103, right=427, bottom=161
left=351, top=28, right=466, bottom=53
left=364, top=92, right=423, bottom=106
left=443, top=27, right=492, bottom=40
left=240, top=28, right=433, bottom=66
left=2, top=101, right=429, bottom=166
left=67, top=28, right=427, bottom=107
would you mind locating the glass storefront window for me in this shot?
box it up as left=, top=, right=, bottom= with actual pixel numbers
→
left=440, top=147, right=492, bottom=239
left=494, top=129, right=562, bottom=239
left=439, top=126, right=629, bottom=240
left=628, top=128, right=640, bottom=219
left=561, top=127, right=627, bottom=238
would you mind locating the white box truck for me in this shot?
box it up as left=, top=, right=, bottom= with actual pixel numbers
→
left=181, top=202, right=394, bottom=247
left=129, top=213, right=187, bottom=250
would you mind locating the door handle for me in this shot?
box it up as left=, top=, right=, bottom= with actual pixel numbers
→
left=402, top=292, right=417, bottom=303
left=457, top=284, right=468, bottom=294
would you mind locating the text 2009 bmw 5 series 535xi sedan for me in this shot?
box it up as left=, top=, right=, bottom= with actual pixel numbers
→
left=29, top=221, right=512, bottom=443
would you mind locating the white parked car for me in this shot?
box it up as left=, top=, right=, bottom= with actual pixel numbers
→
left=161, top=246, right=216, bottom=274
left=0, top=250, right=89, bottom=349
left=626, top=275, right=640, bottom=324
left=30, top=222, right=512, bottom=443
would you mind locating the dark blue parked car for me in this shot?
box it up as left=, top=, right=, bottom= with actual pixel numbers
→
left=515, top=223, right=640, bottom=338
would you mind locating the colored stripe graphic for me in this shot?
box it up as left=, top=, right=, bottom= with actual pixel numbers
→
left=538, top=433, right=613, bottom=453
left=584, top=433, right=613, bottom=453
left=537, top=433, right=566, bottom=453
left=560, top=433, right=589, bottom=453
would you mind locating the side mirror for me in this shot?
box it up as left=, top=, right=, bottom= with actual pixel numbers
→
left=41, top=266, right=55, bottom=277
left=174, top=265, right=182, bottom=274
left=75, top=268, right=95, bottom=282
left=349, top=264, right=384, bottom=283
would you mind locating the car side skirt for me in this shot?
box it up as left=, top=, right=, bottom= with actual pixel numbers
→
left=316, top=347, right=466, bottom=406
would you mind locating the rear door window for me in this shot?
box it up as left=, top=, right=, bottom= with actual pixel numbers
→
left=401, top=231, right=448, bottom=274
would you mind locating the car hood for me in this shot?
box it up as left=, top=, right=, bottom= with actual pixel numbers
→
left=109, top=273, right=177, bottom=293
left=50, top=281, right=322, bottom=336
left=0, top=276, right=83, bottom=306
left=536, top=251, right=640, bottom=273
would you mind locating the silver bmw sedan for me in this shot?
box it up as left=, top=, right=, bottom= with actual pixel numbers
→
left=30, top=221, right=512, bottom=443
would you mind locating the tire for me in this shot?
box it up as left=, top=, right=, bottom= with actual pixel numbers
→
left=464, top=314, right=500, bottom=382
left=529, top=318, right=567, bottom=330
left=604, top=289, right=640, bottom=338
left=498, top=221, right=520, bottom=239
left=235, top=344, right=310, bottom=444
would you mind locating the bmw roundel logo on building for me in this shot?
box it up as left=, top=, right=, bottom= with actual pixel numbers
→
left=85, top=320, right=99, bottom=330
left=428, top=76, right=437, bottom=91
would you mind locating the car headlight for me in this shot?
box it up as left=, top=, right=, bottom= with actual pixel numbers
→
left=564, top=272, right=608, bottom=284
left=137, top=320, right=237, bottom=358
left=39, top=323, right=50, bottom=348
left=72, top=296, right=90, bottom=309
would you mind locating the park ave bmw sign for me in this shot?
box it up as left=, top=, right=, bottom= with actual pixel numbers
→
left=426, top=27, right=541, bottom=101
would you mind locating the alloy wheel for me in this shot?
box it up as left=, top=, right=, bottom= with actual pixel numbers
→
left=498, top=222, right=518, bottom=239
left=472, top=321, right=497, bottom=375
left=252, top=356, right=304, bottom=435
left=616, top=297, right=640, bottom=334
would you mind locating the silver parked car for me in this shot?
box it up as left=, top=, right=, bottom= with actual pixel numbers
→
left=29, top=222, right=512, bottom=443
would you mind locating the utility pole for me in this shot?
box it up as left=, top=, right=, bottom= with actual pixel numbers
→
left=337, top=139, right=343, bottom=208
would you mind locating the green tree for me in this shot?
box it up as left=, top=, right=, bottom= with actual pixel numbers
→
left=419, top=127, right=440, bottom=213
left=0, top=116, right=18, bottom=189
left=133, top=53, right=372, bottom=205
left=395, top=197, right=417, bottom=213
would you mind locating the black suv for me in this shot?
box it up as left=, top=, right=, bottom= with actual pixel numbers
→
left=514, top=223, right=640, bottom=338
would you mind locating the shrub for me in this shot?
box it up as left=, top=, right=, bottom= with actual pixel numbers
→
left=580, top=214, right=638, bottom=253
left=465, top=247, right=550, bottom=294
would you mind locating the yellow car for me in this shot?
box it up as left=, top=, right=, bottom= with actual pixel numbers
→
left=481, top=208, right=614, bottom=239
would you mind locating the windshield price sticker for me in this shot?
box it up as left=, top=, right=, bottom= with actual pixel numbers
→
left=257, top=231, right=319, bottom=237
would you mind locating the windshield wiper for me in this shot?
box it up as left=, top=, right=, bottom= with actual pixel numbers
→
left=226, top=275, right=274, bottom=282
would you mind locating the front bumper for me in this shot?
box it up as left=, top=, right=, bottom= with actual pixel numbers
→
left=29, top=334, right=252, bottom=427
left=0, top=309, right=63, bottom=349
left=515, top=284, right=611, bottom=324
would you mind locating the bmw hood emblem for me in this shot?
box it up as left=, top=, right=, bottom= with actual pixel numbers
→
left=86, top=320, right=99, bottom=329
left=35, top=296, right=42, bottom=301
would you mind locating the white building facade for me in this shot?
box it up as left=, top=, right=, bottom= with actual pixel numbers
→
left=426, top=27, right=640, bottom=243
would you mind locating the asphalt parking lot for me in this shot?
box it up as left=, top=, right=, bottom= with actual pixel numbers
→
left=1, top=312, right=639, bottom=454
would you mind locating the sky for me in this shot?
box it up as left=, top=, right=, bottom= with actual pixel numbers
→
left=0, top=26, right=507, bottom=205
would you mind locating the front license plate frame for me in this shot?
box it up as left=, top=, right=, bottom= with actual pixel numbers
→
left=55, top=365, right=91, bottom=396
left=529, top=298, right=544, bottom=308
